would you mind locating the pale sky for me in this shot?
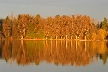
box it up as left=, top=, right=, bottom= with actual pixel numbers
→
left=0, top=0, right=108, bottom=21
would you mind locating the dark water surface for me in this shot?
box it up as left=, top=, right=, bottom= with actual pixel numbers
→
left=0, top=40, right=108, bottom=72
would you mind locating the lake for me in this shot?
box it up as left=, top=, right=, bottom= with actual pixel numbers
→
left=0, top=40, right=108, bottom=72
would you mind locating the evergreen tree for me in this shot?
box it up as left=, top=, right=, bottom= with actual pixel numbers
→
left=101, top=17, right=108, bottom=30
left=0, top=19, right=3, bottom=31
left=26, top=23, right=35, bottom=39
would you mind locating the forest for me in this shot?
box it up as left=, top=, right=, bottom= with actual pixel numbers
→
left=0, top=13, right=108, bottom=40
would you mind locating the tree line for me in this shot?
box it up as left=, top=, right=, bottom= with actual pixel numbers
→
left=0, top=14, right=108, bottom=40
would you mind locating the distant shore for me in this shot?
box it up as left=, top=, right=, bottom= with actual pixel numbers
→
left=0, top=38, right=107, bottom=41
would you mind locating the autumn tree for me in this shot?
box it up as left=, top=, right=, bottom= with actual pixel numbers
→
left=97, top=29, right=107, bottom=40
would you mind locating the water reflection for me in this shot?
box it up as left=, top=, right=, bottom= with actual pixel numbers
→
left=0, top=40, right=108, bottom=66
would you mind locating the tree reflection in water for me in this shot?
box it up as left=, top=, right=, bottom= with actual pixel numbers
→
left=0, top=39, right=108, bottom=66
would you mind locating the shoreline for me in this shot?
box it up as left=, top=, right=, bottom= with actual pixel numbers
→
left=0, top=38, right=107, bottom=41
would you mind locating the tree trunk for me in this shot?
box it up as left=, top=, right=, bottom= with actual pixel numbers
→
left=66, top=35, right=67, bottom=40
left=56, top=35, right=57, bottom=40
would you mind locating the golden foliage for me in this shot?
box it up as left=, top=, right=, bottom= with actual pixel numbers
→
left=97, top=29, right=107, bottom=40
left=1, top=14, right=100, bottom=40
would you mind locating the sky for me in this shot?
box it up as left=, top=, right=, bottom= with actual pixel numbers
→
left=0, top=0, right=108, bottom=21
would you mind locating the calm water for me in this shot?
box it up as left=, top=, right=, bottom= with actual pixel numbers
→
left=0, top=40, right=108, bottom=72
